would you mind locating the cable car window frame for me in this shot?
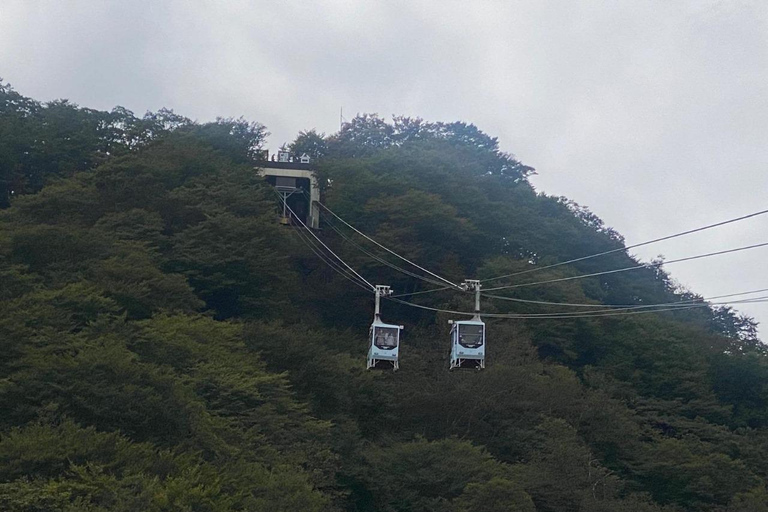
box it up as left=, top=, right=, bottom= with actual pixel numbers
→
left=373, top=326, right=399, bottom=350
left=457, top=323, right=484, bottom=349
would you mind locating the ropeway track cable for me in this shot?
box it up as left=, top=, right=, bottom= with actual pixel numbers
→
left=290, top=213, right=768, bottom=317
left=311, top=199, right=768, bottom=308
left=283, top=191, right=768, bottom=319
left=274, top=190, right=376, bottom=292
left=481, top=287, right=768, bottom=309
left=472, top=292, right=768, bottom=318
left=303, top=190, right=451, bottom=288
left=479, top=207, right=768, bottom=285
left=292, top=217, right=372, bottom=291
left=394, top=240, right=768, bottom=298
left=314, top=199, right=462, bottom=290
left=292, top=219, right=374, bottom=293
left=390, top=207, right=768, bottom=297
left=483, top=241, right=768, bottom=292
left=301, top=227, right=768, bottom=318
left=317, top=207, right=450, bottom=288
left=387, top=295, right=768, bottom=320
left=299, top=209, right=768, bottom=317
left=275, top=192, right=768, bottom=321
left=391, top=284, right=455, bottom=298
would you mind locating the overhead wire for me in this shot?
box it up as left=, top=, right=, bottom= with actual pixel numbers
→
left=312, top=210, right=768, bottom=316
left=483, top=241, right=768, bottom=292
left=391, top=285, right=455, bottom=298
left=393, top=208, right=768, bottom=298
left=284, top=190, right=768, bottom=320
left=479, top=207, right=768, bottom=284
left=480, top=293, right=768, bottom=318
left=316, top=206, right=449, bottom=288
left=291, top=218, right=374, bottom=293
left=307, top=192, right=462, bottom=298
left=274, top=189, right=375, bottom=291
left=314, top=198, right=463, bottom=290
left=289, top=212, right=372, bottom=291
left=481, top=287, right=768, bottom=309
left=388, top=295, right=768, bottom=320
left=306, top=190, right=443, bottom=286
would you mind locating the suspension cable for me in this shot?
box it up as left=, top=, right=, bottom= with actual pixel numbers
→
left=390, top=285, right=456, bottom=298
left=481, top=287, right=768, bottom=309
left=290, top=217, right=374, bottom=292
left=293, top=191, right=768, bottom=316
left=318, top=208, right=449, bottom=288
left=478, top=294, right=768, bottom=318
left=275, top=190, right=375, bottom=291
left=480, top=207, right=768, bottom=284
left=483, top=241, right=768, bottom=292
left=388, top=295, right=768, bottom=320
left=314, top=198, right=462, bottom=290
left=290, top=210, right=372, bottom=291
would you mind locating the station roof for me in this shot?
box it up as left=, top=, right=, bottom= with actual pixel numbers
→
left=257, top=161, right=314, bottom=171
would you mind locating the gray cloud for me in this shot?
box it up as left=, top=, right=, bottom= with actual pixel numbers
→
left=2, top=0, right=767, bottom=330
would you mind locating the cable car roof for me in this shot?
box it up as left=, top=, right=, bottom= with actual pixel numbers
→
left=452, top=319, right=485, bottom=325
left=371, top=318, right=403, bottom=329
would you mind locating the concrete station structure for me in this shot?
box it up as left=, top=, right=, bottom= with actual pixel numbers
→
left=257, top=151, right=320, bottom=229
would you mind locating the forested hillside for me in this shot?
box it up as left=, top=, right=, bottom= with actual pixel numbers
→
left=2, top=82, right=768, bottom=511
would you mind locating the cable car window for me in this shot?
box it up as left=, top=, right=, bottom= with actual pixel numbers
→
left=374, top=327, right=398, bottom=349
left=458, top=324, right=484, bottom=348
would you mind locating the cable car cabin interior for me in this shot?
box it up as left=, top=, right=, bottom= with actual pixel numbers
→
left=449, top=320, right=485, bottom=370
left=266, top=175, right=311, bottom=226
left=367, top=320, right=402, bottom=371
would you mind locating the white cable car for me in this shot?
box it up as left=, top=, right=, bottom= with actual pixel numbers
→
left=367, top=285, right=403, bottom=371
left=449, top=280, right=486, bottom=370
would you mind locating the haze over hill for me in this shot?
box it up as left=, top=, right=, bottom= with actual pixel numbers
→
left=2, top=1, right=767, bottom=329
left=2, top=83, right=768, bottom=510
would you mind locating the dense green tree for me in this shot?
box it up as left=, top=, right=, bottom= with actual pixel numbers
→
left=289, top=129, right=329, bottom=161
left=2, top=85, right=768, bottom=512
left=453, top=477, right=536, bottom=512
left=728, top=487, right=768, bottom=512
left=178, top=117, right=268, bottom=164
left=350, top=438, right=513, bottom=512
left=0, top=82, right=172, bottom=207
left=0, top=421, right=330, bottom=512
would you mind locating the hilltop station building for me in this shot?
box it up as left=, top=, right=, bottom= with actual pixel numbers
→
left=257, top=151, right=320, bottom=229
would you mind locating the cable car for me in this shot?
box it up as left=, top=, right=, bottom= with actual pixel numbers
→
left=449, top=280, right=486, bottom=370
left=368, top=317, right=402, bottom=370
left=449, top=319, right=485, bottom=370
left=367, top=285, right=403, bottom=371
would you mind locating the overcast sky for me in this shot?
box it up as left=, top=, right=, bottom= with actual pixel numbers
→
left=2, top=1, right=767, bottom=333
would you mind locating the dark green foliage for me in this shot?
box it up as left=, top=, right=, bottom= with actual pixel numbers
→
left=289, top=129, right=329, bottom=161
left=178, top=117, right=268, bottom=164
left=351, top=438, right=516, bottom=512
left=0, top=81, right=195, bottom=209
left=1, top=88, right=767, bottom=511
left=454, top=477, right=536, bottom=512
left=0, top=421, right=330, bottom=511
